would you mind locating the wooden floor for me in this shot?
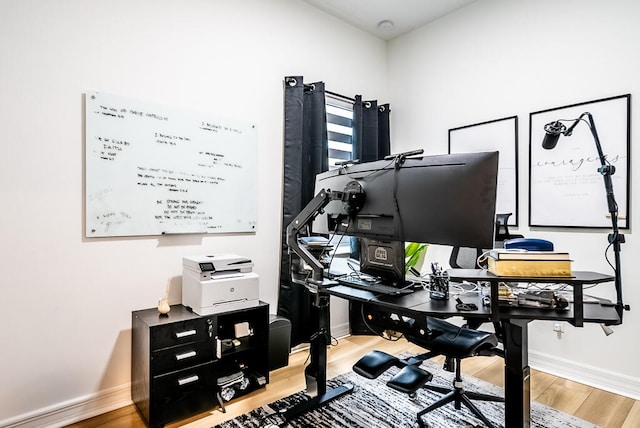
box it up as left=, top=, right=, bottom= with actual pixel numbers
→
left=65, top=335, right=640, bottom=428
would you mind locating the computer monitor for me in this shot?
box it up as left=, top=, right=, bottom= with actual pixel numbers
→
left=312, top=151, right=499, bottom=250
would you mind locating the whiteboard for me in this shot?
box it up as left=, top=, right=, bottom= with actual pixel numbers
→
left=85, top=91, right=257, bottom=237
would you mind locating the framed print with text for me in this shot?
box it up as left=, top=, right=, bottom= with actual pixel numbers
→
left=529, top=94, right=630, bottom=228
left=449, top=116, right=519, bottom=226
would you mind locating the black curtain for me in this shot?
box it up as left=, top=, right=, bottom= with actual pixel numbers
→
left=278, top=76, right=328, bottom=346
left=350, top=96, right=391, bottom=260
left=349, top=96, right=392, bottom=335
left=278, top=76, right=391, bottom=346
left=352, top=95, right=391, bottom=162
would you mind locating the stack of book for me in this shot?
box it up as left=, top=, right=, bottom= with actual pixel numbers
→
left=487, top=249, right=572, bottom=277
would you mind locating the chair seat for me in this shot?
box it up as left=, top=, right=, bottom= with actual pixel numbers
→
left=409, top=318, right=498, bottom=360
left=387, top=365, right=433, bottom=394
left=353, top=350, right=398, bottom=379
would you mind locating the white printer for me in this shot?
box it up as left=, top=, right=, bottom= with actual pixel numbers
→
left=182, top=254, right=259, bottom=315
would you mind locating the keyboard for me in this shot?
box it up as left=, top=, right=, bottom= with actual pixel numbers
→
left=335, top=276, right=414, bottom=295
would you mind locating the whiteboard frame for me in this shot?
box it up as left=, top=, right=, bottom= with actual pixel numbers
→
left=529, top=94, right=630, bottom=228
left=449, top=116, right=519, bottom=227
left=85, top=91, right=258, bottom=237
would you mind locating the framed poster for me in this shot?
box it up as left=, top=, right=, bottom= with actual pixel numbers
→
left=449, top=116, right=519, bottom=226
left=529, top=94, right=630, bottom=228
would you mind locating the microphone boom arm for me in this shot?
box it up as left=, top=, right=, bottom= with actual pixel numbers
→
left=549, top=112, right=628, bottom=321
left=585, top=113, right=628, bottom=322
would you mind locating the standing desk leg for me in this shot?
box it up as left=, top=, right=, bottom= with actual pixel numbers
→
left=282, top=291, right=353, bottom=421
left=503, top=319, right=531, bottom=428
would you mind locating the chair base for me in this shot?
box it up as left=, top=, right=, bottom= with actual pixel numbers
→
left=417, top=361, right=503, bottom=428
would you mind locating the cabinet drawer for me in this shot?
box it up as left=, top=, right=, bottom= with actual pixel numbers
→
left=151, top=317, right=213, bottom=350
left=150, top=361, right=217, bottom=426
left=151, top=340, right=216, bottom=374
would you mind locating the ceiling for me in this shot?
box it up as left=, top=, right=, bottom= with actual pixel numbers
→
left=301, top=0, right=478, bottom=41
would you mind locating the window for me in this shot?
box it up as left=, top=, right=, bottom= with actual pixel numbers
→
left=325, top=94, right=354, bottom=254
left=326, top=95, right=354, bottom=169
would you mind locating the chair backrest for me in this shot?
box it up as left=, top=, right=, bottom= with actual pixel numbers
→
left=449, top=246, right=484, bottom=269
left=494, top=213, right=523, bottom=248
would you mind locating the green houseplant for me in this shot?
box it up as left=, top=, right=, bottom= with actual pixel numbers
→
left=405, top=242, right=428, bottom=274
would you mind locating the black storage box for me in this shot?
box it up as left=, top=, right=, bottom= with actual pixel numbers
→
left=269, top=314, right=291, bottom=371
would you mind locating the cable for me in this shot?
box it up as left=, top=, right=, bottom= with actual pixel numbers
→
left=605, top=239, right=617, bottom=273
left=359, top=305, right=403, bottom=341
left=448, top=281, right=479, bottom=295
left=339, top=158, right=396, bottom=183
left=329, top=335, right=339, bottom=347
left=326, top=221, right=349, bottom=269
left=444, top=325, right=465, bottom=342
left=476, top=249, right=494, bottom=271
left=392, top=165, right=404, bottom=239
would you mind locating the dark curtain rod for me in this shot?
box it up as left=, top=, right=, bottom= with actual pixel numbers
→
left=303, top=83, right=355, bottom=104
left=300, top=82, right=383, bottom=109
left=326, top=90, right=356, bottom=103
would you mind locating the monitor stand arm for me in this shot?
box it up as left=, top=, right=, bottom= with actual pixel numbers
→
left=283, top=189, right=354, bottom=421
left=286, top=189, right=339, bottom=287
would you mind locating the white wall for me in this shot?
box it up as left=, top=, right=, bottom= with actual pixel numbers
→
left=0, top=0, right=386, bottom=425
left=388, top=0, right=640, bottom=398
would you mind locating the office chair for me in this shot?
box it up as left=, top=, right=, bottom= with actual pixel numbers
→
left=353, top=313, right=503, bottom=428
left=405, top=317, right=504, bottom=428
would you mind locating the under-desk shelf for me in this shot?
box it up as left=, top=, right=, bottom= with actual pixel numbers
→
left=447, top=269, right=620, bottom=326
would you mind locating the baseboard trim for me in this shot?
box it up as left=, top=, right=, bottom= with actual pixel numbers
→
left=332, top=321, right=351, bottom=339
left=530, top=350, right=640, bottom=400
left=0, top=383, right=132, bottom=428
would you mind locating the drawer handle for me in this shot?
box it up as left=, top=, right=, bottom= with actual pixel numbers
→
left=175, top=329, right=197, bottom=338
left=178, top=375, right=199, bottom=386
left=175, top=350, right=197, bottom=361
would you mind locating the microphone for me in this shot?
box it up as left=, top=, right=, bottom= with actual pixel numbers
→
left=542, top=121, right=566, bottom=149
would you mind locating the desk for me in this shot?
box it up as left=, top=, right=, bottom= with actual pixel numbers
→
left=325, top=269, right=620, bottom=427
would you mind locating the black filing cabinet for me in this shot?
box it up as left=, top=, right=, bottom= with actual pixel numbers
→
left=132, top=303, right=269, bottom=427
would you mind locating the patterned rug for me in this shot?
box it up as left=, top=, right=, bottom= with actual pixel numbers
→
left=213, top=358, right=599, bottom=428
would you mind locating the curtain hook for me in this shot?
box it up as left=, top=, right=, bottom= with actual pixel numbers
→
left=379, top=105, right=385, bottom=112
left=364, top=101, right=372, bottom=109
left=286, top=77, right=297, bottom=87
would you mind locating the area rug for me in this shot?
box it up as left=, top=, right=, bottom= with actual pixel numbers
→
left=213, top=358, right=599, bottom=428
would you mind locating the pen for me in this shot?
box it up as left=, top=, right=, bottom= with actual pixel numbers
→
left=431, top=262, right=441, bottom=275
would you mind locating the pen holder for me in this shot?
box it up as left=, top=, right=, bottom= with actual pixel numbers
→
left=429, top=272, right=449, bottom=300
